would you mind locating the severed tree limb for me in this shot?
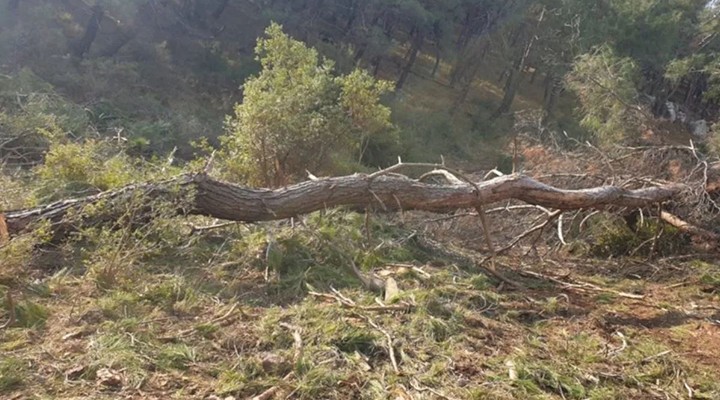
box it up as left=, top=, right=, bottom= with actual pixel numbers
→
left=659, top=211, right=720, bottom=243
left=3, top=170, right=685, bottom=238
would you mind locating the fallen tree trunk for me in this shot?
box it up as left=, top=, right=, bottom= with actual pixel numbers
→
left=2, top=171, right=685, bottom=238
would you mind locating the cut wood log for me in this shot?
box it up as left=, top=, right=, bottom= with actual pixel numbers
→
left=3, top=171, right=685, bottom=238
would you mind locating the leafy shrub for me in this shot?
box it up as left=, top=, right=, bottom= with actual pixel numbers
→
left=33, top=140, right=139, bottom=200
left=219, top=23, right=396, bottom=187
left=566, top=45, right=643, bottom=147
left=587, top=215, right=689, bottom=258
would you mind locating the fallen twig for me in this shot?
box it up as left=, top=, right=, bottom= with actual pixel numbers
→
left=188, top=221, right=239, bottom=235
left=384, top=263, right=433, bottom=279
left=308, top=291, right=413, bottom=313
left=641, top=350, right=672, bottom=364
left=251, top=372, right=295, bottom=400
left=519, top=268, right=645, bottom=299
left=356, top=313, right=399, bottom=373
left=279, top=322, right=303, bottom=366
left=660, top=210, right=719, bottom=244
left=487, top=210, right=562, bottom=259
left=410, top=379, right=460, bottom=400
left=174, top=303, right=240, bottom=338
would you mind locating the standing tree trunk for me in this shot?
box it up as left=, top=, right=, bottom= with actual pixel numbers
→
left=212, top=0, right=230, bottom=19
left=452, top=61, right=483, bottom=114
left=99, top=1, right=153, bottom=58
left=492, top=7, right=545, bottom=119
left=343, top=0, right=358, bottom=34
left=431, top=45, right=441, bottom=78
left=371, top=55, right=382, bottom=77
left=395, top=29, right=423, bottom=92
left=542, top=71, right=563, bottom=121
left=69, top=5, right=103, bottom=59
left=493, top=67, right=521, bottom=119
left=450, top=52, right=467, bottom=88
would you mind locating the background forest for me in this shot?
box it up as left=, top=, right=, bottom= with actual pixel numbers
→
left=2, top=1, right=720, bottom=399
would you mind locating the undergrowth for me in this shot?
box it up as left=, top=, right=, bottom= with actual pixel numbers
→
left=2, top=207, right=719, bottom=399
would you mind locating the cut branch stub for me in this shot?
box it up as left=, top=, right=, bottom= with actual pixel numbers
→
left=4, top=171, right=685, bottom=237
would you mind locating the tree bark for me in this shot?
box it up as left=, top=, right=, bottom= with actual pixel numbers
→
left=8, top=0, right=19, bottom=11
left=2, top=171, right=684, bottom=238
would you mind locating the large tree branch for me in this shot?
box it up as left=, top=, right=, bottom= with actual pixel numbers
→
left=3, top=171, right=685, bottom=237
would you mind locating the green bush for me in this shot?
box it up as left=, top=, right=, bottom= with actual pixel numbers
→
left=588, top=216, right=689, bottom=258
left=219, top=23, right=396, bottom=187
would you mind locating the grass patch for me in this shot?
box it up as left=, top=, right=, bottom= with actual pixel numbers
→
left=88, top=331, right=148, bottom=387
left=587, top=217, right=690, bottom=258
left=14, top=300, right=50, bottom=328
left=2, top=213, right=720, bottom=399
left=0, top=357, right=27, bottom=393
left=156, top=343, right=197, bottom=370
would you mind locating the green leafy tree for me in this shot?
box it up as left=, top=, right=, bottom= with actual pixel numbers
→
left=567, top=45, right=644, bottom=146
left=220, top=23, right=396, bottom=187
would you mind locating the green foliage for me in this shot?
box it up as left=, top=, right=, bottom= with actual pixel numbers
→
left=587, top=215, right=689, bottom=258
left=0, top=357, right=27, bottom=393
left=0, top=222, right=52, bottom=285
left=157, top=343, right=197, bottom=370
left=14, top=300, right=50, bottom=328
left=33, top=140, right=137, bottom=199
left=78, top=194, right=189, bottom=291
left=567, top=45, right=643, bottom=147
left=88, top=331, right=148, bottom=386
left=606, top=0, right=704, bottom=66
left=0, top=69, right=90, bottom=164
left=220, top=23, right=396, bottom=187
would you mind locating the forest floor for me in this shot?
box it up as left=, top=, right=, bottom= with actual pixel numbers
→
left=2, top=213, right=720, bottom=400
left=1, top=22, right=716, bottom=400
